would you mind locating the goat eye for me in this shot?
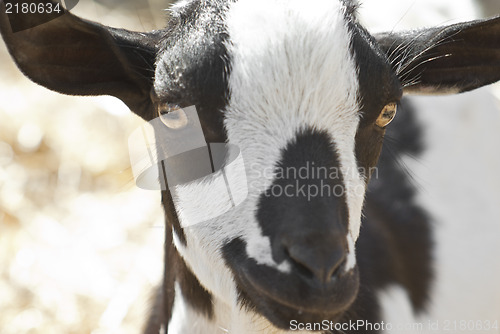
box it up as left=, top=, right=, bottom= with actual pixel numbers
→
left=158, top=103, right=181, bottom=115
left=158, top=104, right=188, bottom=129
left=376, top=102, right=397, bottom=128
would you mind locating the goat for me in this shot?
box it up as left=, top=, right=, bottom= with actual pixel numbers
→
left=1, top=0, right=499, bottom=333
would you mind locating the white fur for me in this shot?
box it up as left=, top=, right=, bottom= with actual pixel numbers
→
left=345, top=234, right=357, bottom=271
left=168, top=282, right=221, bottom=333
left=169, top=285, right=312, bottom=334
left=223, top=0, right=364, bottom=270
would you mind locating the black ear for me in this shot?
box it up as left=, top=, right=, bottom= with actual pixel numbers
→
left=375, top=16, right=500, bottom=94
left=0, top=0, right=163, bottom=119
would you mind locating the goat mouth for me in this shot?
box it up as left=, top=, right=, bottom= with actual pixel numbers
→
left=222, top=238, right=359, bottom=330
left=235, top=269, right=359, bottom=330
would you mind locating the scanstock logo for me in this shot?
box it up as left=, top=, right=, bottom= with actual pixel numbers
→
left=4, top=0, right=79, bottom=33
left=128, top=106, right=249, bottom=227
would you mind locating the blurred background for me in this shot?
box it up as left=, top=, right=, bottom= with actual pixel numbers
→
left=0, top=1, right=499, bottom=334
left=0, top=1, right=174, bottom=333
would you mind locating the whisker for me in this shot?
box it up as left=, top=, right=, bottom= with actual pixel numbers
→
left=402, top=72, right=423, bottom=88
left=387, top=29, right=431, bottom=66
left=395, top=28, right=462, bottom=79
left=398, top=52, right=452, bottom=83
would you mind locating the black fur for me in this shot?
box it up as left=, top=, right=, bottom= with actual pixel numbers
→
left=256, top=128, right=349, bottom=272
left=360, top=99, right=433, bottom=312
left=335, top=99, right=434, bottom=333
left=347, top=20, right=403, bottom=183
left=155, top=0, right=231, bottom=143
left=146, top=1, right=233, bottom=331
left=221, top=128, right=358, bottom=330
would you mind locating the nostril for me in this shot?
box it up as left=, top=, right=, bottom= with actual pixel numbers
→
left=284, top=248, right=315, bottom=280
left=285, top=243, right=346, bottom=284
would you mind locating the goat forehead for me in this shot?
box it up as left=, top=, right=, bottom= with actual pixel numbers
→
left=225, top=0, right=359, bottom=129
left=224, top=0, right=360, bottom=181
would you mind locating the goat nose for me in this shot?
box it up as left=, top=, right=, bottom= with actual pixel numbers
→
left=284, top=238, right=346, bottom=284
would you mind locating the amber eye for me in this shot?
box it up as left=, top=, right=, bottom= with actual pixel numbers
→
left=376, top=102, right=397, bottom=128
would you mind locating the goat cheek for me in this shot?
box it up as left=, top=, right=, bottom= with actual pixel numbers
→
left=355, top=127, right=384, bottom=180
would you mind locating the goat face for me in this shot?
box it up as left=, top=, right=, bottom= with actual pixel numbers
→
left=154, top=0, right=402, bottom=325
left=1, top=0, right=499, bottom=330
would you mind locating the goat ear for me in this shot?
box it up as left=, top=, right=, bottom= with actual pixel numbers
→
left=375, top=16, right=500, bottom=94
left=0, top=0, right=162, bottom=119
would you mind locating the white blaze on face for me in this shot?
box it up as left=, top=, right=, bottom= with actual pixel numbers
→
left=224, top=0, right=365, bottom=270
